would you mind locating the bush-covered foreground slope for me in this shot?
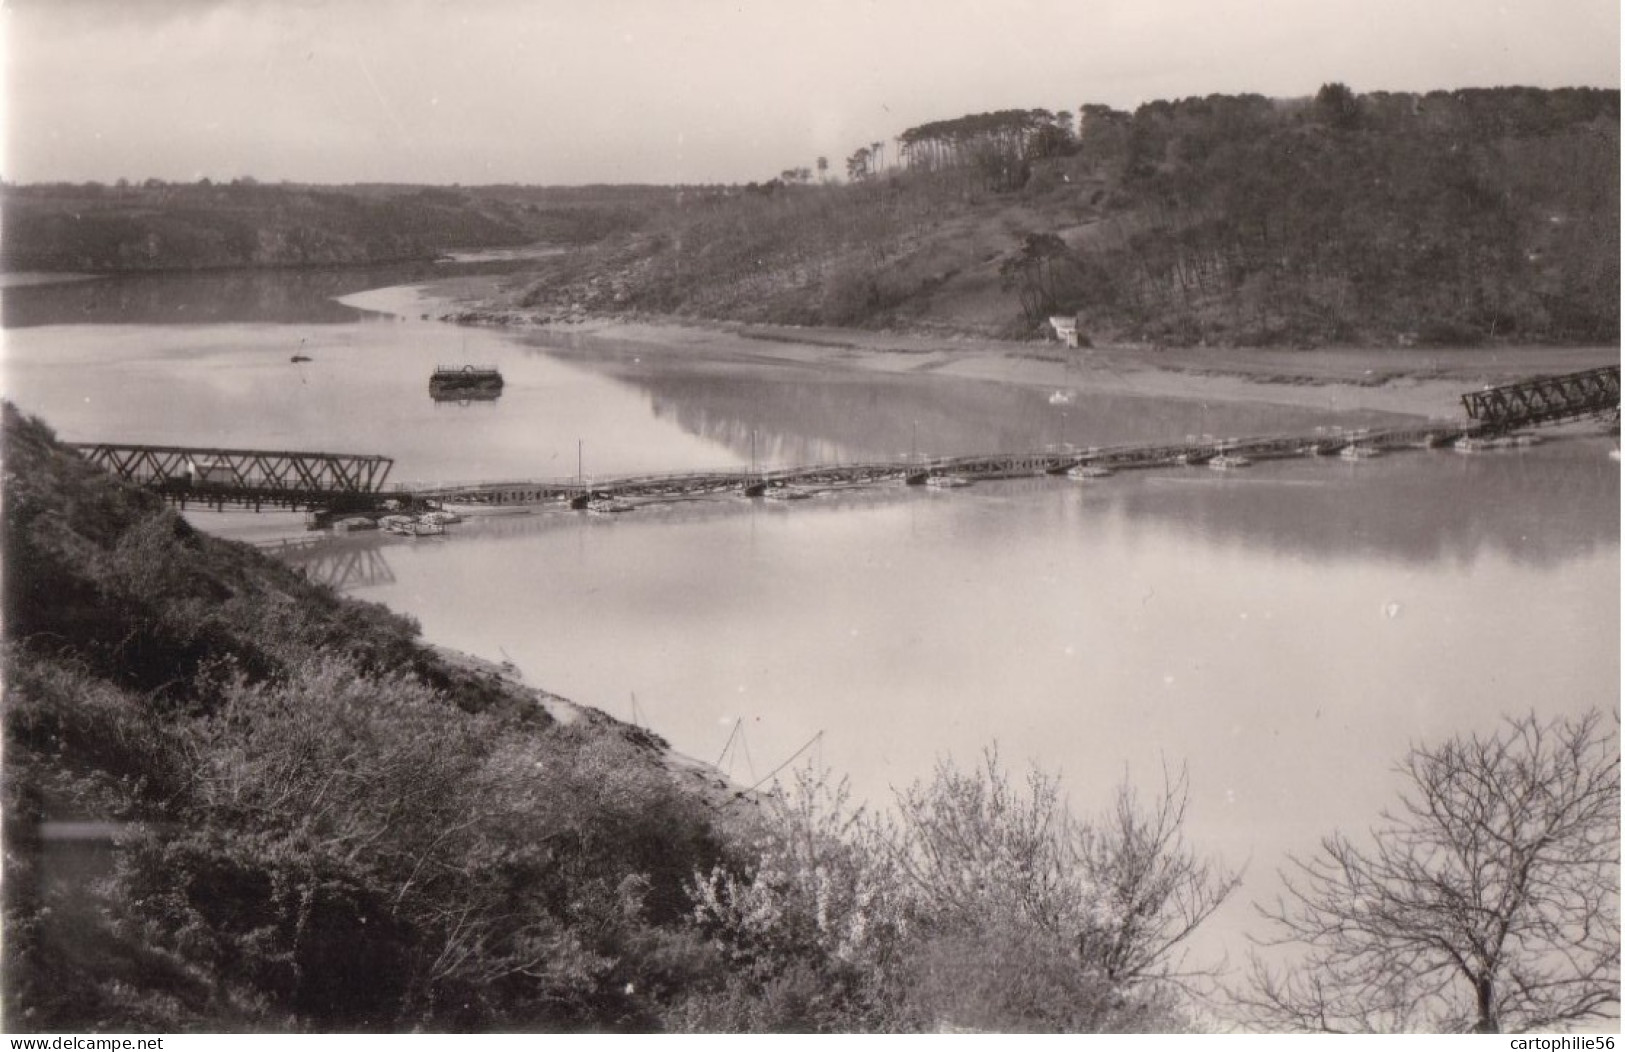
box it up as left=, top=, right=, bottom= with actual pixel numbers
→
left=2, top=404, right=1238, bottom=1033
left=1, top=404, right=740, bottom=1031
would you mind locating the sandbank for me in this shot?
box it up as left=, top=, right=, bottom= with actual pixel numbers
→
left=374, top=275, right=1618, bottom=422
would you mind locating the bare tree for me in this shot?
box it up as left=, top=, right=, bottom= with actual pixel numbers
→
left=887, top=749, right=1241, bottom=990
left=1075, top=768, right=1243, bottom=989
left=691, top=749, right=1240, bottom=1030
left=1240, top=711, right=1620, bottom=1033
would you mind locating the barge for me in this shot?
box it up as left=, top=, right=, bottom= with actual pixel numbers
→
left=429, top=365, right=504, bottom=401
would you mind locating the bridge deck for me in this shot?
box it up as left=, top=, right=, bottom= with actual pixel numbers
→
left=408, top=420, right=1483, bottom=508
left=72, top=367, right=1618, bottom=515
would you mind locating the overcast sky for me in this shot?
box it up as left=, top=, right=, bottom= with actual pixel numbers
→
left=4, top=0, right=1619, bottom=186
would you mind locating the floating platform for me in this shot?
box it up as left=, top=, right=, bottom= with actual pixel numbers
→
left=430, top=365, right=504, bottom=401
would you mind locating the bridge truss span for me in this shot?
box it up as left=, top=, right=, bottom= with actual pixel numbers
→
left=1461, top=366, right=1620, bottom=431
left=69, top=442, right=394, bottom=510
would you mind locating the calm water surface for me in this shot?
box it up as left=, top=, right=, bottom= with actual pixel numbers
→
left=4, top=272, right=1617, bottom=967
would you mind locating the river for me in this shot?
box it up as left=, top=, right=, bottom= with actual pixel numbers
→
left=3, top=267, right=1618, bottom=972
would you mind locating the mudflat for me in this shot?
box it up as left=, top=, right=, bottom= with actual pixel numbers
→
left=346, top=276, right=1617, bottom=421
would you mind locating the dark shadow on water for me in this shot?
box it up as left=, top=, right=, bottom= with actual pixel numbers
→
left=0, top=259, right=531, bottom=328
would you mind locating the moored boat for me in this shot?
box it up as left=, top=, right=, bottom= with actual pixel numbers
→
left=924, top=474, right=972, bottom=488
left=1454, top=433, right=1538, bottom=453
left=1066, top=464, right=1113, bottom=480
left=1207, top=453, right=1252, bottom=470
left=1340, top=445, right=1382, bottom=460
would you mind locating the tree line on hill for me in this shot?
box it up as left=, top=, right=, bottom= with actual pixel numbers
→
left=1048, top=85, right=1620, bottom=346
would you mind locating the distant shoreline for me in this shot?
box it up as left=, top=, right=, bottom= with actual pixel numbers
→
left=356, top=279, right=1621, bottom=423
left=0, top=271, right=102, bottom=288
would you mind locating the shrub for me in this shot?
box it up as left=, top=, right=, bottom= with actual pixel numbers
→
left=685, top=751, right=1237, bottom=1031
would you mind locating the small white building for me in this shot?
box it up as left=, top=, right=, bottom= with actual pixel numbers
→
left=1049, top=315, right=1080, bottom=348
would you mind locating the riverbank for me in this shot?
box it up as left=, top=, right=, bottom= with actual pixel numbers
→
left=348, top=282, right=1619, bottom=423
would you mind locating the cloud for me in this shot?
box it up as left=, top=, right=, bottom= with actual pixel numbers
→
left=6, top=0, right=1619, bottom=184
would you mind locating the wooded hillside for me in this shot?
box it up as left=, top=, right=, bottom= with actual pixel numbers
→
left=502, top=86, right=1618, bottom=347
left=0, top=182, right=654, bottom=272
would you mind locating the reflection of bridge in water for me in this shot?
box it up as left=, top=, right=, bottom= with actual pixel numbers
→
left=71, top=367, right=1618, bottom=514
left=257, top=534, right=397, bottom=591
left=265, top=428, right=1620, bottom=595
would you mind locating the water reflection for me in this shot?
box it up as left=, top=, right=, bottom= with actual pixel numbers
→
left=354, top=456, right=1616, bottom=975
left=274, top=534, right=398, bottom=591
left=429, top=389, right=504, bottom=404
left=561, top=355, right=1420, bottom=465
left=1083, top=442, right=1619, bottom=569
left=0, top=258, right=536, bottom=328
left=309, top=440, right=1618, bottom=608
left=3, top=322, right=742, bottom=483
left=3, top=270, right=382, bottom=327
